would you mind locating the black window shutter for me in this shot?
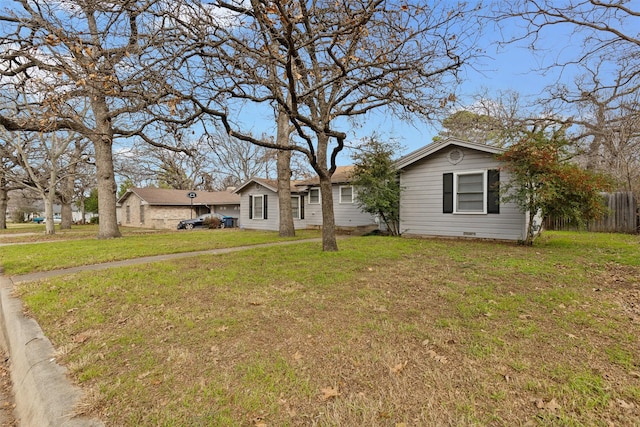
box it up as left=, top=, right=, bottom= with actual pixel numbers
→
left=300, top=196, right=305, bottom=219
left=249, top=195, right=253, bottom=219
left=263, top=195, right=268, bottom=219
left=487, top=169, right=500, bottom=214
left=443, top=173, right=453, bottom=213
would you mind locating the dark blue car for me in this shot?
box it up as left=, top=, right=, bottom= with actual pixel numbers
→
left=177, top=213, right=229, bottom=230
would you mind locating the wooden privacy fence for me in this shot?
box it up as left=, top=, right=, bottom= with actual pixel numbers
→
left=545, top=192, right=639, bottom=234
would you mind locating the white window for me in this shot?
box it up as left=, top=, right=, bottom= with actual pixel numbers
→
left=308, top=188, right=320, bottom=204
left=455, top=171, right=486, bottom=214
left=291, top=196, right=302, bottom=219
left=252, top=195, right=264, bottom=219
left=339, top=186, right=353, bottom=203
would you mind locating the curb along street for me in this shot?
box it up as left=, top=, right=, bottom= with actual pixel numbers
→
left=0, top=272, right=103, bottom=427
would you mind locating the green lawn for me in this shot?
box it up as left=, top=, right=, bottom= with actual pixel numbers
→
left=11, top=231, right=640, bottom=426
left=0, top=228, right=319, bottom=275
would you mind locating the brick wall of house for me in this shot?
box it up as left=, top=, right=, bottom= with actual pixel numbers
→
left=145, top=206, right=196, bottom=229
left=120, top=194, right=199, bottom=230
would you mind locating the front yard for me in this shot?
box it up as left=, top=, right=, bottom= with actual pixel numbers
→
left=10, top=231, right=640, bottom=426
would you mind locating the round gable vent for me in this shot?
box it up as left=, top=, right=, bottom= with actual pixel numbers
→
left=447, top=148, right=464, bottom=165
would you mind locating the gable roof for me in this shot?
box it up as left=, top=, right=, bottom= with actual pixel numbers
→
left=233, top=178, right=306, bottom=194
left=234, top=165, right=355, bottom=194
left=395, top=138, right=504, bottom=170
left=117, top=187, right=240, bottom=206
left=295, top=165, right=355, bottom=187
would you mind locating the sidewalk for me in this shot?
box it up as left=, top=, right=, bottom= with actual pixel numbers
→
left=0, top=238, right=321, bottom=425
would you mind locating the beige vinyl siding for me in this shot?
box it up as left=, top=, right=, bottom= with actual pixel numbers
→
left=399, top=147, right=526, bottom=241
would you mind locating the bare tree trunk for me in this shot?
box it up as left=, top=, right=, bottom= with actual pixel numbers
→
left=314, top=132, right=338, bottom=251
left=61, top=201, right=73, bottom=228
left=59, top=139, right=83, bottom=229
left=59, top=171, right=75, bottom=229
left=92, top=102, right=121, bottom=238
left=277, top=149, right=294, bottom=237
left=276, top=107, right=295, bottom=237
left=94, top=137, right=121, bottom=238
left=44, top=192, right=55, bottom=235
left=44, top=157, right=58, bottom=234
left=319, top=173, right=338, bottom=251
left=79, top=197, right=86, bottom=225
left=0, top=174, right=7, bottom=229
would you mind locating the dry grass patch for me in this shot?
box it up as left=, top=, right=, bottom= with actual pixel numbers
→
left=16, top=232, right=640, bottom=426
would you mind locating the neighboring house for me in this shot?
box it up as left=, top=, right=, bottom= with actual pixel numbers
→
left=16, top=199, right=96, bottom=224
left=234, top=166, right=378, bottom=232
left=395, top=138, right=530, bottom=241
left=116, top=187, right=240, bottom=229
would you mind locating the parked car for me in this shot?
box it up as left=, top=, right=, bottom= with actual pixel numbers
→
left=32, top=215, right=62, bottom=224
left=177, top=213, right=228, bottom=230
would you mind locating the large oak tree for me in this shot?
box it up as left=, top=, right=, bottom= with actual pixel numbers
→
left=0, top=0, right=199, bottom=238
left=178, top=0, right=484, bottom=250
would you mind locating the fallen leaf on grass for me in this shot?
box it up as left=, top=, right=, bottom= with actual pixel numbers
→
left=293, top=351, right=303, bottom=361
left=546, top=399, right=561, bottom=411
left=534, top=398, right=561, bottom=412
left=617, top=399, right=635, bottom=409
left=427, top=349, right=448, bottom=364
left=320, top=386, right=340, bottom=401
left=137, top=371, right=151, bottom=380
left=390, top=361, right=407, bottom=374
left=72, top=334, right=90, bottom=344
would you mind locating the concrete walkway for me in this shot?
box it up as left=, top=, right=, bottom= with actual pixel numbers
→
left=0, top=237, right=322, bottom=425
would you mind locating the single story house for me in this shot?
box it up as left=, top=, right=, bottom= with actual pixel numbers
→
left=116, top=187, right=240, bottom=229
left=395, top=138, right=531, bottom=241
left=234, top=166, right=378, bottom=232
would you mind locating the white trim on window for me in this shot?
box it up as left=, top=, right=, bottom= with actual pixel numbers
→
left=252, top=194, right=264, bottom=219
left=454, top=170, right=487, bottom=214
left=339, top=185, right=354, bottom=204
left=308, top=188, right=320, bottom=204
left=291, top=195, right=301, bottom=219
